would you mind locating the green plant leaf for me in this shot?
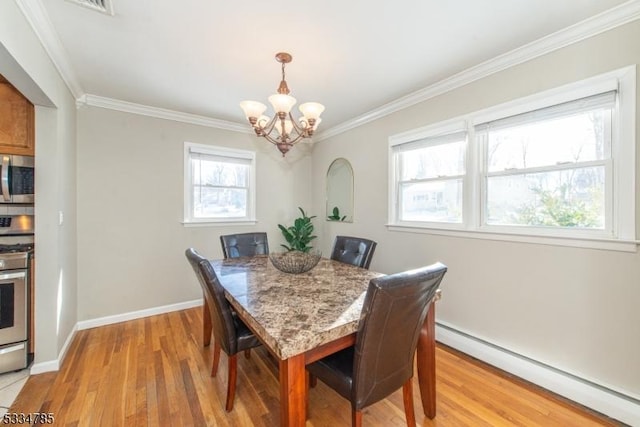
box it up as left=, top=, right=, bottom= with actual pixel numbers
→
left=328, top=206, right=343, bottom=221
left=278, top=207, right=317, bottom=252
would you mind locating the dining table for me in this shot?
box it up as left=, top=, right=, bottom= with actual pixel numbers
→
left=208, top=255, right=440, bottom=427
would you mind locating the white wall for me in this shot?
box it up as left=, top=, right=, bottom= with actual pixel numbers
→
left=311, top=20, right=640, bottom=402
left=0, top=1, right=78, bottom=366
left=76, top=106, right=313, bottom=321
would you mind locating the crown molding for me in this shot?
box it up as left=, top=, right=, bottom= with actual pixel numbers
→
left=77, top=94, right=251, bottom=133
left=15, top=0, right=84, bottom=99
left=315, top=0, right=640, bottom=142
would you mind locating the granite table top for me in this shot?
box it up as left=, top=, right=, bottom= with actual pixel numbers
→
left=208, top=255, right=384, bottom=360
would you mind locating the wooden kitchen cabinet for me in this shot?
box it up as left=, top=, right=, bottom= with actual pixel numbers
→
left=0, top=75, right=35, bottom=156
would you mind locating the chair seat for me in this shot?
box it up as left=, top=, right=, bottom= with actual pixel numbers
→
left=307, top=346, right=354, bottom=400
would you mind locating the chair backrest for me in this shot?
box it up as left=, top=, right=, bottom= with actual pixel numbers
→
left=185, top=248, right=239, bottom=355
left=220, top=232, right=269, bottom=259
left=351, top=262, right=447, bottom=410
left=330, top=235, right=377, bottom=269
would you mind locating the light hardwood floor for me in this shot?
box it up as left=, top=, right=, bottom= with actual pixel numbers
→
left=11, top=308, right=622, bottom=426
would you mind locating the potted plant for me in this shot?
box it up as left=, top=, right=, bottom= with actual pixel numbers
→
left=327, top=206, right=347, bottom=221
left=278, top=207, right=317, bottom=252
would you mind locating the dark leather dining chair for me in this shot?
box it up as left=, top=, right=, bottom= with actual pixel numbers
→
left=220, top=232, right=269, bottom=258
left=330, top=235, right=377, bottom=269
left=185, top=248, right=261, bottom=412
left=306, top=262, right=447, bottom=427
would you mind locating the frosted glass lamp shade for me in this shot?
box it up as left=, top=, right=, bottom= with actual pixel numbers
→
left=240, top=101, right=267, bottom=119
left=299, top=102, right=325, bottom=120
left=268, top=94, right=297, bottom=114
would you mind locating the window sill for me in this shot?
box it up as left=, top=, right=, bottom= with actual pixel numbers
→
left=182, top=219, right=257, bottom=227
left=386, top=224, right=639, bottom=252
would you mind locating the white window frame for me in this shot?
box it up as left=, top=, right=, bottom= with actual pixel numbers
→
left=388, top=66, right=637, bottom=252
left=389, top=119, right=469, bottom=230
left=183, top=142, right=257, bottom=226
left=476, top=90, right=615, bottom=239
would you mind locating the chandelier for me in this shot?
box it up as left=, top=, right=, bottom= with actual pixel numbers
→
left=240, top=52, right=325, bottom=156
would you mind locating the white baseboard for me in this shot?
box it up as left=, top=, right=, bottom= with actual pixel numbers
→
left=30, top=299, right=203, bottom=375
left=29, top=359, right=58, bottom=375
left=436, top=323, right=640, bottom=426
left=76, top=299, right=203, bottom=331
left=30, top=322, right=77, bottom=375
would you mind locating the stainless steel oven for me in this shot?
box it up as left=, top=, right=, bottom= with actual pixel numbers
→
left=1, top=154, right=35, bottom=204
left=0, top=251, right=28, bottom=373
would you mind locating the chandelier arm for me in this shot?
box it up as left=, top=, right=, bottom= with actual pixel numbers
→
left=286, top=132, right=306, bottom=146
left=260, top=131, right=304, bottom=148
left=257, top=114, right=279, bottom=135
left=287, top=112, right=309, bottom=136
left=261, top=132, right=285, bottom=146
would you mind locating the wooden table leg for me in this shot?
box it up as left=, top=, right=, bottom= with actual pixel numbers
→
left=279, top=354, right=306, bottom=427
left=417, top=302, right=436, bottom=418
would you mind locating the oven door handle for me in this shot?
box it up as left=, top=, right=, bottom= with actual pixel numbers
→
left=0, top=343, right=25, bottom=355
left=1, top=156, right=10, bottom=202
left=0, top=271, right=26, bottom=281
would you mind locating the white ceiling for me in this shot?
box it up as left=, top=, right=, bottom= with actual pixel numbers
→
left=37, top=0, right=633, bottom=135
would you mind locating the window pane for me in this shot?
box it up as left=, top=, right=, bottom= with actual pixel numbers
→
left=193, top=187, right=247, bottom=218
left=487, top=109, right=610, bottom=172
left=486, top=166, right=605, bottom=228
left=192, top=158, right=248, bottom=187
left=400, top=140, right=465, bottom=180
left=400, top=179, right=462, bottom=223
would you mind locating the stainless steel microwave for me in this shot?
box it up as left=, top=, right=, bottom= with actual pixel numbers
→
left=0, top=155, right=34, bottom=204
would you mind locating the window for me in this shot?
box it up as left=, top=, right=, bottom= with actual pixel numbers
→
left=184, top=142, right=256, bottom=224
left=389, top=66, right=636, bottom=250
left=392, top=126, right=467, bottom=225
left=478, top=92, right=613, bottom=232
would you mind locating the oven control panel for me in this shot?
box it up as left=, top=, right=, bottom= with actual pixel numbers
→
left=0, top=215, right=33, bottom=235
